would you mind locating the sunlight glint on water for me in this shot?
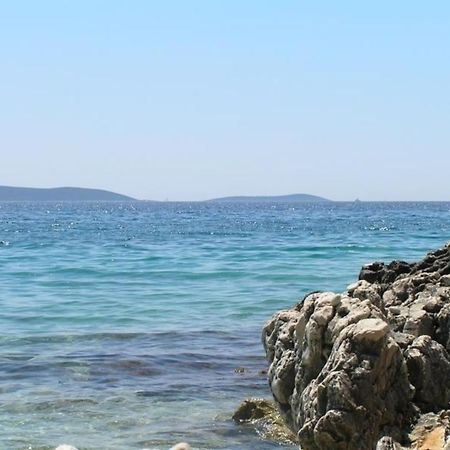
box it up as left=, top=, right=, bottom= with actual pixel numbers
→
left=0, top=201, right=449, bottom=449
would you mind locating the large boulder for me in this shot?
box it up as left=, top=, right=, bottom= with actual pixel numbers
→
left=263, top=243, right=450, bottom=450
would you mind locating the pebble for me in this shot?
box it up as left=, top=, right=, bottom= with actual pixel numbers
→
left=170, top=444, right=192, bottom=450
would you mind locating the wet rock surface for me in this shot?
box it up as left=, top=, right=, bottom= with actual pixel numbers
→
left=233, top=398, right=297, bottom=444
left=263, top=243, right=450, bottom=450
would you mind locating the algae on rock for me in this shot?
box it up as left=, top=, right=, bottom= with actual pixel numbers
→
left=233, top=398, right=297, bottom=444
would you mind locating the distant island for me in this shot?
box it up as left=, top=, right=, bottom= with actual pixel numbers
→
left=0, top=187, right=331, bottom=203
left=207, top=193, right=331, bottom=203
left=0, top=186, right=136, bottom=201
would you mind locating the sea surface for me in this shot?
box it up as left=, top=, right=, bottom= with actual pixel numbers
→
left=0, top=201, right=449, bottom=450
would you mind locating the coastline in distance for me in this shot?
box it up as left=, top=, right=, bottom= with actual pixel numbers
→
left=0, top=186, right=331, bottom=203
left=206, top=193, right=331, bottom=203
left=0, top=186, right=136, bottom=201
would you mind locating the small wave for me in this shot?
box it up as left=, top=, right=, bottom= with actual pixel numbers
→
left=25, top=397, right=98, bottom=411
left=0, top=329, right=240, bottom=346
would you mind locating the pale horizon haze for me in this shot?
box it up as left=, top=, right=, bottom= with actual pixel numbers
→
left=1, top=1, right=449, bottom=201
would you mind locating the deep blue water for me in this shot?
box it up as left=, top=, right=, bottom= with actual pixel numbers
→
left=0, top=201, right=449, bottom=450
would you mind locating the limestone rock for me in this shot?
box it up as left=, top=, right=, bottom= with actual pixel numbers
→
left=233, top=398, right=276, bottom=422
left=263, top=243, right=450, bottom=450
left=169, top=444, right=192, bottom=450
left=409, top=412, right=450, bottom=449
left=376, top=436, right=403, bottom=450
left=233, top=398, right=297, bottom=443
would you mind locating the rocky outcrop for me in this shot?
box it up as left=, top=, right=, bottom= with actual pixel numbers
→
left=263, top=243, right=450, bottom=450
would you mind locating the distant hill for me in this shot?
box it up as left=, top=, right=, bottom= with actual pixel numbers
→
left=0, top=186, right=136, bottom=201
left=207, top=193, right=331, bottom=203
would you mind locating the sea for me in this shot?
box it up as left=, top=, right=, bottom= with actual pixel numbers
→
left=0, top=201, right=449, bottom=450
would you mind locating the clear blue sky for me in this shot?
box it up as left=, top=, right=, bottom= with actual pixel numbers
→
left=1, top=1, right=449, bottom=200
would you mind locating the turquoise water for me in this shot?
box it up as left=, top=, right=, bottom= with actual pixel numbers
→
left=0, top=201, right=449, bottom=450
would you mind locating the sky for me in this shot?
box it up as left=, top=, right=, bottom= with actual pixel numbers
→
left=0, top=1, right=449, bottom=201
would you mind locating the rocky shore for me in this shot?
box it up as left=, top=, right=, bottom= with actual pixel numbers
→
left=262, top=243, right=450, bottom=450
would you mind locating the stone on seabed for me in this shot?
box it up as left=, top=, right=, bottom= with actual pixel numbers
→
left=55, top=443, right=191, bottom=450
left=232, top=397, right=297, bottom=443
left=169, top=444, right=192, bottom=450
left=262, top=242, right=450, bottom=450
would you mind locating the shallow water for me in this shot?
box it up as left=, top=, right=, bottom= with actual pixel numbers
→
left=0, top=201, right=449, bottom=449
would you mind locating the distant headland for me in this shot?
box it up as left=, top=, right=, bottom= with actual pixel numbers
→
left=207, top=193, right=331, bottom=203
left=0, top=186, right=135, bottom=201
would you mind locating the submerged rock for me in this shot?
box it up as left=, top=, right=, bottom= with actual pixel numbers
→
left=169, top=443, right=192, bottom=450
left=233, top=398, right=297, bottom=443
left=55, top=443, right=191, bottom=450
left=233, top=398, right=275, bottom=422
left=263, top=243, right=450, bottom=450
